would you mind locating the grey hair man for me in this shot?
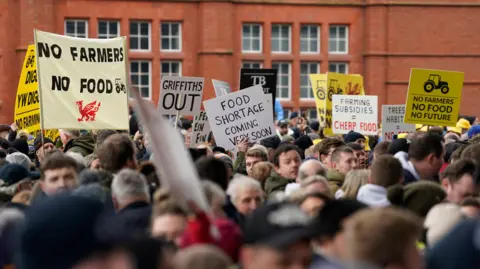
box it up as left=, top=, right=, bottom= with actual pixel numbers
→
left=285, top=160, right=327, bottom=196
left=226, top=174, right=264, bottom=217
left=59, top=129, right=95, bottom=157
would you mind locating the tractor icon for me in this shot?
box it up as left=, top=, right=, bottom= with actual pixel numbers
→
left=327, top=79, right=343, bottom=101
left=424, top=74, right=449, bottom=94
left=115, top=78, right=126, bottom=93
left=315, top=80, right=327, bottom=100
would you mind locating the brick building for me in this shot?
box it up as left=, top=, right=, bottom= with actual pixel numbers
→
left=1, top=0, right=480, bottom=124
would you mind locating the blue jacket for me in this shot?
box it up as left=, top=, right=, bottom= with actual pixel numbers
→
left=275, top=100, right=284, bottom=120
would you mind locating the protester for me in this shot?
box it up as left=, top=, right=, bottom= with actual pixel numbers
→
left=424, top=203, right=465, bottom=248
left=314, top=137, right=345, bottom=167
left=60, top=129, right=95, bottom=157
left=343, top=131, right=366, bottom=148
left=460, top=197, right=480, bottom=218
left=265, top=144, right=302, bottom=199
left=34, top=136, right=55, bottom=166
left=174, top=245, right=232, bottom=269
left=244, top=147, right=269, bottom=177
left=96, top=133, right=137, bottom=174
left=440, top=159, right=478, bottom=204
left=39, top=154, right=78, bottom=197
left=285, top=159, right=326, bottom=196
left=346, top=142, right=367, bottom=169
left=196, top=156, right=230, bottom=190
left=373, top=140, right=390, bottom=161
left=226, top=174, right=264, bottom=224
left=336, top=169, right=370, bottom=199
left=327, top=147, right=357, bottom=194
left=151, top=200, right=188, bottom=245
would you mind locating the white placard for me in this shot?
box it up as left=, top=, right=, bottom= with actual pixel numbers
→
left=381, top=105, right=416, bottom=141
left=158, top=76, right=204, bottom=116
left=332, top=95, right=378, bottom=135
left=203, top=84, right=275, bottom=150
left=212, top=79, right=232, bottom=97
left=190, top=111, right=211, bottom=147
left=34, top=30, right=129, bottom=129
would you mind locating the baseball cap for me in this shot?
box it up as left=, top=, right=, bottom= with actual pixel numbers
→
left=243, top=202, right=315, bottom=250
left=277, top=119, right=289, bottom=127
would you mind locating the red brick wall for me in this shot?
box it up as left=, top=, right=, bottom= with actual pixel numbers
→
left=1, top=0, right=479, bottom=125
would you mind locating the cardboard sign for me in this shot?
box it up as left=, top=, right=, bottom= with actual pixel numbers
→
left=309, top=73, right=365, bottom=135
left=212, top=79, right=232, bottom=97
left=239, top=68, right=277, bottom=116
left=190, top=111, right=211, bottom=147
left=381, top=105, right=415, bottom=141
left=332, top=95, right=378, bottom=135
left=34, top=30, right=129, bottom=130
left=158, top=76, right=204, bottom=116
left=203, top=84, right=275, bottom=150
left=404, top=68, right=463, bottom=127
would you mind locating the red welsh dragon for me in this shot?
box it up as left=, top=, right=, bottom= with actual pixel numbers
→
left=76, top=100, right=101, bottom=122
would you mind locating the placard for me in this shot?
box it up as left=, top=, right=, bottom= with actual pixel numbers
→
left=381, top=105, right=415, bottom=141
left=34, top=30, right=129, bottom=130
left=239, top=69, right=277, bottom=116
left=212, top=79, right=231, bottom=97
left=190, top=111, right=211, bottom=147
left=203, top=84, right=275, bottom=150
left=158, top=76, right=204, bottom=116
left=404, top=68, right=463, bottom=127
left=332, top=95, right=378, bottom=135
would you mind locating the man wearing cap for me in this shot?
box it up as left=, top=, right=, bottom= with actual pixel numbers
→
left=241, top=202, right=316, bottom=269
left=343, top=131, right=366, bottom=149
left=276, top=119, right=294, bottom=140
left=34, top=136, right=55, bottom=167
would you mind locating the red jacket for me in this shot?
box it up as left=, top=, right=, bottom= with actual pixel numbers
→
left=180, top=212, right=242, bottom=262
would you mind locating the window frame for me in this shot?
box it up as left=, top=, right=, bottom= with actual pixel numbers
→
left=242, top=23, right=263, bottom=53
left=271, top=24, right=292, bottom=54
left=329, top=62, right=349, bottom=74
left=160, top=22, right=182, bottom=52
left=161, top=61, right=182, bottom=77
left=97, top=20, right=120, bottom=39
left=64, top=19, right=88, bottom=38
left=129, top=21, right=152, bottom=52
left=300, top=62, right=320, bottom=100
left=328, top=25, right=349, bottom=54
left=300, top=24, right=320, bottom=54
left=272, top=62, right=292, bottom=100
left=130, top=60, right=152, bottom=99
left=242, top=61, right=263, bottom=69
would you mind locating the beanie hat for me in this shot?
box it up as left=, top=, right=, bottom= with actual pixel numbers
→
left=260, top=136, right=281, bottom=150
left=34, top=136, right=54, bottom=152
left=387, top=138, right=410, bottom=155
left=6, top=152, right=32, bottom=171
left=0, top=164, right=37, bottom=186
left=388, top=181, right=446, bottom=217
left=12, top=139, right=29, bottom=156
left=289, top=112, right=299, bottom=120
left=310, top=120, right=320, bottom=132
left=294, top=135, right=313, bottom=152
left=468, top=125, right=480, bottom=139
left=343, top=131, right=365, bottom=144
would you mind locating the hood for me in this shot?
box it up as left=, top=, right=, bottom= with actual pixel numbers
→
left=285, top=182, right=300, bottom=196
left=394, top=151, right=420, bottom=180
left=71, top=134, right=95, bottom=152
left=356, top=184, right=391, bottom=208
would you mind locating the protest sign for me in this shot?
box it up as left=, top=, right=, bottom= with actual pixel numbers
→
left=310, top=73, right=365, bottom=135
left=332, top=95, right=378, bottom=135
left=14, top=45, right=58, bottom=140
left=382, top=105, right=415, bottom=141
left=212, top=79, right=231, bottom=97
left=190, top=111, right=211, bottom=147
left=404, top=68, right=463, bottom=127
left=239, top=69, right=277, bottom=117
left=204, top=84, right=275, bottom=150
left=34, top=30, right=129, bottom=130
left=158, top=76, right=204, bottom=116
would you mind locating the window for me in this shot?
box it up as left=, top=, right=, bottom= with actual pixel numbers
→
left=272, top=62, right=291, bottom=99
left=329, top=25, right=348, bottom=54
left=65, top=19, right=88, bottom=38
left=283, top=109, right=291, bottom=120
left=271, top=24, right=291, bottom=53
left=302, top=109, right=317, bottom=120
left=130, top=61, right=151, bottom=98
left=329, top=62, right=349, bottom=74
left=98, top=20, right=120, bottom=39
left=242, top=61, right=263, bottom=69
left=161, top=61, right=182, bottom=76
left=300, top=62, right=319, bottom=99
left=300, top=25, right=319, bottom=53
left=130, top=21, right=151, bottom=51
left=161, top=22, right=181, bottom=51
left=242, top=24, right=262, bottom=53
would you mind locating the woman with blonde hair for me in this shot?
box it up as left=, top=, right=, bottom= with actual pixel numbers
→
left=336, top=169, right=370, bottom=199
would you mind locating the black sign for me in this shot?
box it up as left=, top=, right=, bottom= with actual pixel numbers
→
left=239, top=69, right=277, bottom=118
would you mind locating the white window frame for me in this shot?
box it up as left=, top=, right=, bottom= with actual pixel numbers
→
left=242, top=61, right=263, bottom=69
left=130, top=60, right=152, bottom=99
left=161, top=61, right=182, bottom=76
left=98, top=20, right=120, bottom=39
left=130, top=21, right=151, bottom=52
left=283, top=109, right=291, bottom=120
left=271, top=24, right=291, bottom=54
left=300, top=24, right=320, bottom=54
left=160, top=22, right=182, bottom=52
left=64, top=19, right=88, bottom=38
left=272, top=62, right=292, bottom=100
left=303, top=108, right=317, bottom=120
left=242, top=24, right=263, bottom=53
left=300, top=62, right=320, bottom=100
left=329, top=25, right=349, bottom=54
left=329, top=62, right=349, bottom=74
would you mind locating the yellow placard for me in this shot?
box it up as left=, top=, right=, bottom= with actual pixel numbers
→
left=14, top=45, right=58, bottom=141
left=310, top=73, right=365, bottom=135
left=404, top=68, right=463, bottom=127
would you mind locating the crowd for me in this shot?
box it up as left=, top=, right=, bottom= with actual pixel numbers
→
left=1, top=109, right=480, bottom=269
